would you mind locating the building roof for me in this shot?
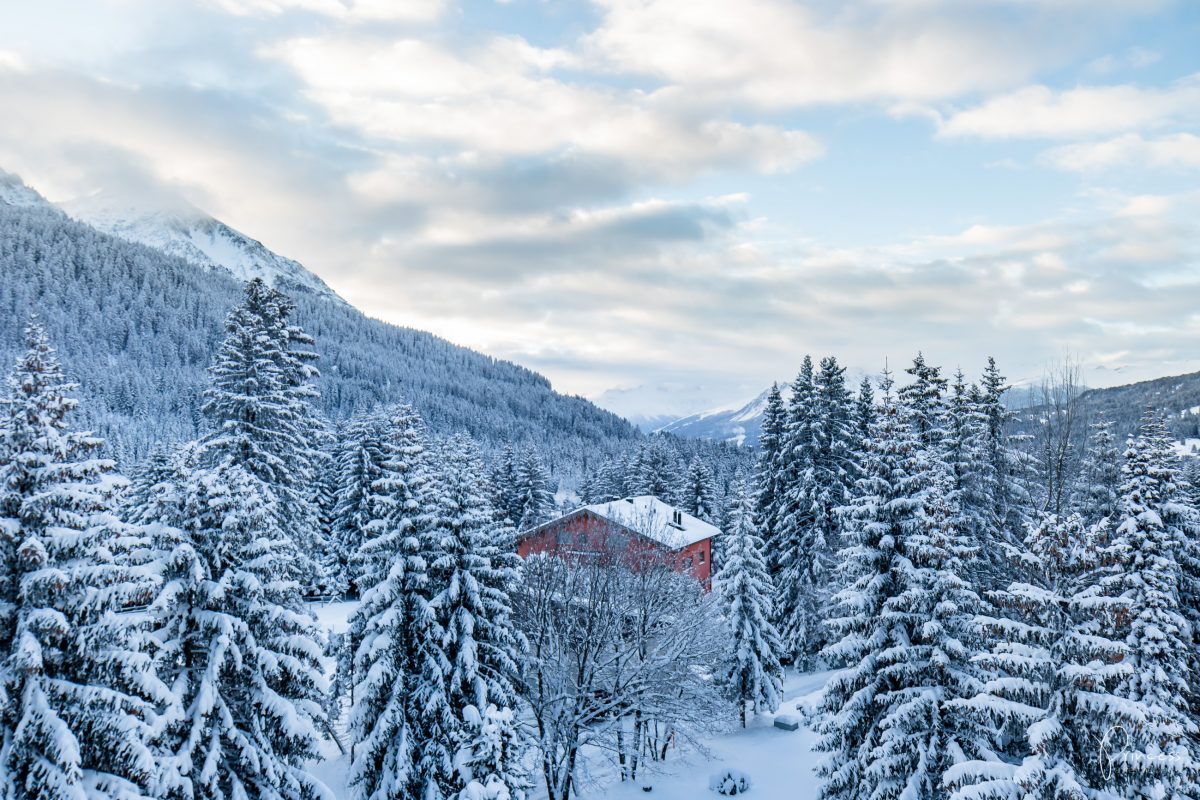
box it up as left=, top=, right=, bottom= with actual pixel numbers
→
left=523, top=495, right=720, bottom=550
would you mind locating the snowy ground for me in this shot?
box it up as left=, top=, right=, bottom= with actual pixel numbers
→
left=306, top=601, right=829, bottom=800
left=567, top=671, right=828, bottom=800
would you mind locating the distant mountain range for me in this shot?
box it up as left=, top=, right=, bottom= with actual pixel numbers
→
left=0, top=170, right=637, bottom=474
left=657, top=372, right=1200, bottom=450
left=655, top=386, right=784, bottom=445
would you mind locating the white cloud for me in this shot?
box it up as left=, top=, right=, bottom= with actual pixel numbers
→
left=265, top=34, right=823, bottom=180
left=1042, top=132, right=1200, bottom=171
left=0, top=50, right=26, bottom=72
left=208, top=0, right=447, bottom=21
left=580, top=0, right=1083, bottom=109
left=939, top=75, right=1200, bottom=138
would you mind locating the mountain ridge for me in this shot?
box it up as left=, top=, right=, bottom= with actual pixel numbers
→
left=0, top=170, right=638, bottom=474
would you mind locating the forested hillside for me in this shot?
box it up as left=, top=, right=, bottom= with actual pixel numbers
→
left=0, top=180, right=638, bottom=473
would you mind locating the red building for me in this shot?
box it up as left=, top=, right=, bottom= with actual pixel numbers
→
left=516, top=495, right=719, bottom=587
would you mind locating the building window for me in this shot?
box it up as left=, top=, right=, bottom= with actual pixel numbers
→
left=698, top=550, right=705, bottom=563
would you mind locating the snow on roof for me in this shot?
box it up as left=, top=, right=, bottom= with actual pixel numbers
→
left=580, top=495, right=720, bottom=549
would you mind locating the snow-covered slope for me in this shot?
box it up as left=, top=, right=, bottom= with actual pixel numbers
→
left=0, top=170, right=56, bottom=209
left=62, top=191, right=343, bottom=302
left=657, top=384, right=790, bottom=447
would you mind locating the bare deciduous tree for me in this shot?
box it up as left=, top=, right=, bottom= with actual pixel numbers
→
left=513, top=548, right=729, bottom=800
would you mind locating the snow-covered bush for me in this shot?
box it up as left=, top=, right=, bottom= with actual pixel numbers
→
left=709, top=769, right=752, bottom=795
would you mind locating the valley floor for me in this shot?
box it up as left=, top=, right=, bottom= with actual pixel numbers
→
left=308, top=601, right=827, bottom=800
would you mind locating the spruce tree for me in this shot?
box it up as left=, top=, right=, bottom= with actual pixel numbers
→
left=679, top=455, right=720, bottom=524
left=1098, top=410, right=1196, bottom=798
left=947, top=513, right=1126, bottom=800
left=146, top=289, right=332, bottom=800
left=0, top=320, right=163, bottom=800
left=715, top=481, right=784, bottom=727
left=1070, top=414, right=1122, bottom=525
left=816, top=370, right=986, bottom=800
left=332, top=408, right=397, bottom=597
left=511, top=448, right=554, bottom=531
left=630, top=437, right=681, bottom=501
left=774, top=355, right=820, bottom=665
left=348, top=404, right=444, bottom=800
left=853, top=376, right=875, bottom=446
left=488, top=446, right=519, bottom=526
left=754, top=382, right=788, bottom=551
left=974, top=358, right=1034, bottom=561
left=424, top=435, right=527, bottom=799
left=149, top=458, right=329, bottom=800
left=198, top=278, right=329, bottom=595
left=899, top=352, right=947, bottom=450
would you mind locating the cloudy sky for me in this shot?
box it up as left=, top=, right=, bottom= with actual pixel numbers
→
left=2, top=1, right=1199, bottom=418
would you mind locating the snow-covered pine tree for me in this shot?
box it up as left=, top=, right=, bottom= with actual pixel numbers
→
left=754, top=382, right=788, bottom=553
left=853, top=376, right=875, bottom=446
left=973, top=358, right=1034, bottom=566
left=0, top=320, right=163, bottom=800
left=348, top=403, right=446, bottom=800
left=511, top=448, right=554, bottom=532
left=423, top=435, right=527, bottom=799
left=946, top=513, right=1127, bottom=800
left=816, top=369, right=986, bottom=800
left=488, top=446, right=519, bottom=526
left=899, top=352, right=947, bottom=450
left=454, top=704, right=525, bottom=800
left=198, top=278, right=329, bottom=595
left=149, top=455, right=330, bottom=800
left=940, top=370, right=991, bottom=584
left=1097, top=410, right=1197, bottom=798
left=715, top=480, right=784, bottom=727
left=332, top=409, right=393, bottom=597
left=1069, top=414, right=1122, bottom=526
left=315, top=431, right=342, bottom=597
left=774, top=355, right=821, bottom=665
left=630, top=437, right=681, bottom=501
left=123, top=444, right=174, bottom=524
left=679, top=455, right=720, bottom=524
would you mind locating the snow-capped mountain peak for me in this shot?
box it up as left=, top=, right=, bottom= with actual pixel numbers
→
left=61, top=190, right=343, bottom=303
left=656, top=383, right=791, bottom=446
left=0, top=170, right=55, bottom=209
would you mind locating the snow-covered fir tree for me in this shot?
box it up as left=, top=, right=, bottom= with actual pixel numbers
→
left=854, top=376, right=875, bottom=445
left=816, top=370, right=987, bottom=800
left=973, top=357, right=1035, bottom=566
left=1096, top=410, right=1197, bottom=798
left=511, top=448, right=554, bottom=532
left=773, top=355, right=821, bottom=665
left=198, top=278, right=329, bottom=594
left=142, top=288, right=333, bottom=800
left=940, top=369, right=991, bottom=584
left=679, top=455, right=720, bottom=524
left=899, top=352, right=947, bottom=450
left=423, top=435, right=527, bottom=799
left=629, top=436, right=682, bottom=501
left=332, top=407, right=413, bottom=597
left=348, top=404, right=446, bottom=800
left=715, top=480, right=784, bottom=727
left=1070, top=414, right=1122, bottom=525
left=454, top=704, right=525, bottom=800
left=946, top=513, right=1127, bottom=800
left=0, top=320, right=164, bottom=800
left=148, top=457, right=329, bottom=800
left=754, top=382, right=788, bottom=551
left=331, top=411, right=382, bottom=596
